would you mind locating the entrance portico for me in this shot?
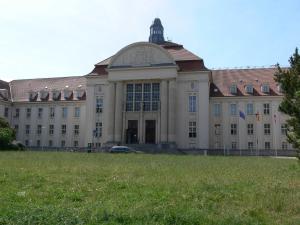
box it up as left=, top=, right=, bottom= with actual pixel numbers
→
left=103, top=42, right=178, bottom=147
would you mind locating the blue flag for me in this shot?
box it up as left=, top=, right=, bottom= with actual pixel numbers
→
left=239, top=110, right=246, bottom=120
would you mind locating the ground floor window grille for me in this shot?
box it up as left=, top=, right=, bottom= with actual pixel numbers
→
left=248, top=142, right=254, bottom=150
left=265, top=142, right=271, bottom=150
left=282, top=142, right=288, bottom=150
left=231, top=142, right=237, bottom=149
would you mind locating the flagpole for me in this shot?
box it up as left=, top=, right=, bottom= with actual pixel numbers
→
left=273, top=114, right=277, bottom=157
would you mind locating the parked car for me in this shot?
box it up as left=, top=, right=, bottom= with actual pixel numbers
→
left=109, top=146, right=133, bottom=153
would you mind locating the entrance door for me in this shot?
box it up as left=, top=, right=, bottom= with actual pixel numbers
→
left=145, top=120, right=156, bottom=144
left=126, top=120, right=138, bottom=144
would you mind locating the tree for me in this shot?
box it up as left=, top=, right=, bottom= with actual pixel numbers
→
left=275, top=48, right=300, bottom=159
left=0, top=117, right=16, bottom=149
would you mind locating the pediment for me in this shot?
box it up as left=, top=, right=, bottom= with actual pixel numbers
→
left=109, top=42, right=175, bottom=68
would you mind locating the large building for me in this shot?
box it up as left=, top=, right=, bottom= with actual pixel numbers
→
left=0, top=19, right=292, bottom=151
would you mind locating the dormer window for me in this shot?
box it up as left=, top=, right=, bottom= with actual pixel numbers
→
left=245, top=84, right=253, bottom=94
left=76, top=89, right=86, bottom=100
left=0, top=89, right=8, bottom=100
left=52, top=90, right=61, bottom=101
left=229, top=84, right=237, bottom=95
left=261, top=84, right=270, bottom=94
left=40, top=90, right=49, bottom=101
left=29, top=91, right=38, bottom=101
left=64, top=89, right=73, bottom=100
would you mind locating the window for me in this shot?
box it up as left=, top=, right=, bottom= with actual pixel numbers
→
left=248, top=142, right=254, bottom=150
left=4, top=107, right=9, bottom=117
left=213, top=103, right=221, bottom=117
left=49, top=140, right=53, bottom=147
left=245, top=85, right=253, bottom=94
left=74, top=140, right=79, bottom=147
left=25, top=140, right=29, bottom=146
left=231, top=123, right=237, bottom=135
left=74, top=125, right=79, bottom=135
left=188, top=95, right=196, bottom=112
left=95, top=122, right=102, bottom=137
left=25, top=125, right=30, bottom=135
left=61, top=124, right=67, bottom=135
left=188, top=121, right=197, bottom=138
left=62, top=107, right=68, bottom=118
left=265, top=142, right=271, bottom=150
left=143, top=83, right=151, bottom=111
left=230, top=103, right=237, bottom=116
left=262, top=84, right=270, bottom=93
left=49, top=107, right=55, bottom=118
left=246, top=103, right=254, bottom=115
left=96, top=97, right=103, bottom=113
left=49, top=125, right=54, bottom=135
left=61, top=140, right=66, bottom=147
left=14, top=108, right=20, bottom=118
left=215, top=142, right=220, bottom=149
left=74, top=107, right=80, bottom=117
left=26, top=108, right=31, bottom=118
left=231, top=142, right=237, bottom=149
left=37, top=140, right=41, bottom=147
left=281, top=124, right=287, bottom=135
left=37, top=125, right=42, bottom=135
left=282, top=142, right=288, bottom=150
left=126, top=83, right=160, bottom=112
left=38, top=108, right=43, bottom=118
left=230, top=84, right=237, bottom=94
left=264, top=124, right=271, bottom=135
left=247, top=124, right=254, bottom=135
left=263, top=103, right=270, bottom=115
left=215, top=124, right=221, bottom=135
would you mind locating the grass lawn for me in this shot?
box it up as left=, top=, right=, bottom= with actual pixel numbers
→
left=0, top=152, right=299, bottom=225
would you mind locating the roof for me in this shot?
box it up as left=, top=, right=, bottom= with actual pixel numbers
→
left=210, top=68, right=282, bottom=97
left=90, top=41, right=207, bottom=76
left=9, top=76, right=86, bottom=102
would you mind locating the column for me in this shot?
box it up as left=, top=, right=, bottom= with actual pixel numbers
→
left=114, top=82, right=123, bottom=143
left=160, top=80, right=168, bottom=143
left=106, top=82, right=115, bottom=142
left=168, top=79, right=176, bottom=142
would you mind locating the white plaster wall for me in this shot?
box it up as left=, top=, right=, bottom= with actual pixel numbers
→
left=209, top=96, right=293, bottom=150
left=11, top=101, right=86, bottom=148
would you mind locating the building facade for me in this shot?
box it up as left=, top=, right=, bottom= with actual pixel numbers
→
left=0, top=19, right=292, bottom=151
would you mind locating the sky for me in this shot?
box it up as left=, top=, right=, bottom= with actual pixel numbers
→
left=0, top=0, right=299, bottom=81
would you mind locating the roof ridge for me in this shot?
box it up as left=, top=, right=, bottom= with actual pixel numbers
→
left=9, top=75, right=85, bottom=83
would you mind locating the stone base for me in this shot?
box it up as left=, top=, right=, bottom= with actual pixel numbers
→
left=158, top=142, right=177, bottom=150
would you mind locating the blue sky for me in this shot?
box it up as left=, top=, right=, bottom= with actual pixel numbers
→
left=0, top=0, right=299, bottom=81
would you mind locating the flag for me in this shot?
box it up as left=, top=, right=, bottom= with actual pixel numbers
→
left=255, top=112, right=260, bottom=121
left=239, top=110, right=246, bottom=120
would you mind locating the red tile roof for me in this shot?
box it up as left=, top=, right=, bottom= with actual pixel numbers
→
left=89, top=42, right=207, bottom=76
left=0, top=80, right=10, bottom=101
left=210, top=68, right=282, bottom=97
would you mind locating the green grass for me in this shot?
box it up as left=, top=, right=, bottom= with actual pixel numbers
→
left=0, top=152, right=299, bottom=225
